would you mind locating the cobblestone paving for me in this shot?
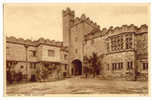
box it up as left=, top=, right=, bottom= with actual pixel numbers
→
left=6, top=77, right=148, bottom=95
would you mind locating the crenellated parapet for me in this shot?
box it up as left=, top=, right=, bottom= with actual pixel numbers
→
left=100, top=28, right=108, bottom=36
left=74, top=14, right=100, bottom=29
left=73, top=17, right=81, bottom=25
left=34, top=38, right=64, bottom=47
left=111, top=24, right=138, bottom=35
left=105, top=26, right=114, bottom=35
left=111, top=24, right=148, bottom=35
left=63, top=8, right=101, bottom=29
left=84, top=24, right=148, bottom=41
left=62, top=7, right=75, bottom=17
left=85, top=17, right=100, bottom=29
left=137, top=24, right=148, bottom=33
left=6, top=36, right=65, bottom=48
left=72, top=13, right=100, bottom=29
left=6, top=36, right=34, bottom=46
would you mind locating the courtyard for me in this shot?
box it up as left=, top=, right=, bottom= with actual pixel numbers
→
left=6, top=77, right=148, bottom=96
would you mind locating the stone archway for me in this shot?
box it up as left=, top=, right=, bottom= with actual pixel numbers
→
left=72, top=59, right=82, bottom=75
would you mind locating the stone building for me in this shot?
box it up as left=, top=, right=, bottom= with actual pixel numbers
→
left=6, top=36, right=68, bottom=82
left=6, top=7, right=148, bottom=81
left=62, top=8, right=148, bottom=80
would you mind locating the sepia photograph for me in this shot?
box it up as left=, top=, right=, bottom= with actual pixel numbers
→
left=3, top=3, right=150, bottom=96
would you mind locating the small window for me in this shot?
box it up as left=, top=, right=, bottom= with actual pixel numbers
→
left=143, top=63, right=148, bottom=70
left=31, top=50, right=36, bottom=57
left=65, top=65, right=67, bottom=70
left=112, top=63, right=115, bottom=71
left=120, top=62, right=123, bottom=69
left=21, top=65, right=24, bottom=69
left=64, top=54, right=67, bottom=60
left=117, top=63, right=123, bottom=70
left=30, top=63, right=33, bottom=68
left=75, top=49, right=78, bottom=54
left=45, top=63, right=49, bottom=67
left=118, top=63, right=121, bottom=70
left=112, top=63, right=123, bottom=71
left=115, top=63, right=117, bottom=70
left=34, top=63, right=36, bottom=69
left=48, top=50, right=55, bottom=57
left=107, top=43, right=110, bottom=52
left=127, top=61, right=133, bottom=70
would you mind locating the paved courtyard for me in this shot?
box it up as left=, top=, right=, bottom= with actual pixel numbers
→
left=6, top=77, right=148, bottom=95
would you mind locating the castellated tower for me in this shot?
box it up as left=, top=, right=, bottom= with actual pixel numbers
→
left=62, top=8, right=75, bottom=75
left=62, top=8, right=101, bottom=76
left=62, top=8, right=74, bottom=47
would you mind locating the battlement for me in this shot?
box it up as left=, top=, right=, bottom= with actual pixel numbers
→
left=111, top=24, right=148, bottom=34
left=73, top=17, right=81, bottom=25
left=62, top=8, right=101, bottom=29
left=6, top=36, right=64, bottom=47
left=73, top=14, right=101, bottom=29
left=84, top=24, right=148, bottom=40
left=6, top=36, right=34, bottom=46
left=63, top=7, right=75, bottom=17
left=137, top=24, right=148, bottom=33
left=85, top=17, right=100, bottom=29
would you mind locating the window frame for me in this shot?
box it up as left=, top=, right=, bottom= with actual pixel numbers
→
left=48, top=50, right=55, bottom=57
left=31, top=50, right=36, bottom=57
left=125, top=34, right=133, bottom=49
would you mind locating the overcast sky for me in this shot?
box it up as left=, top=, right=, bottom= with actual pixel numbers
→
left=4, top=3, right=149, bottom=41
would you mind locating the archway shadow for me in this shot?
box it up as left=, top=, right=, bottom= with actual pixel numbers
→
left=72, top=59, right=82, bottom=75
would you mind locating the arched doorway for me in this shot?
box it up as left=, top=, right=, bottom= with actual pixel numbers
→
left=72, top=59, right=82, bottom=75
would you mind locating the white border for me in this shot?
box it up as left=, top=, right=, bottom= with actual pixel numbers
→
left=1, top=0, right=152, bottom=3
left=0, top=0, right=151, bottom=100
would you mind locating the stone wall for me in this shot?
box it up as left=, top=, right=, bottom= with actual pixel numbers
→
left=62, top=8, right=101, bottom=75
left=102, top=51, right=135, bottom=80
left=62, top=8, right=148, bottom=80
left=84, top=35, right=107, bottom=57
left=6, top=42, right=26, bottom=61
left=135, top=32, right=148, bottom=60
left=27, top=46, right=37, bottom=62
left=6, top=36, right=69, bottom=82
left=40, top=44, right=61, bottom=62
